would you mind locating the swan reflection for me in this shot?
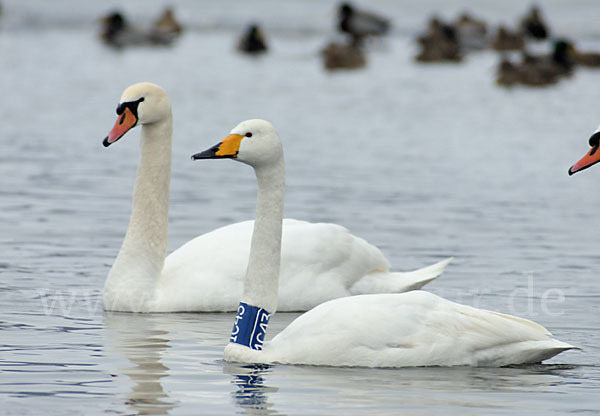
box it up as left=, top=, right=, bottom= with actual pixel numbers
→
left=104, top=312, right=177, bottom=415
left=225, top=363, right=281, bottom=415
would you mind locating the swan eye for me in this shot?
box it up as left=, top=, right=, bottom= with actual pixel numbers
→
left=245, top=132, right=253, bottom=138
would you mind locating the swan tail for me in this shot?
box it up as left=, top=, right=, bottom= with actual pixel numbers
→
left=497, top=340, right=579, bottom=366
left=349, top=257, right=453, bottom=295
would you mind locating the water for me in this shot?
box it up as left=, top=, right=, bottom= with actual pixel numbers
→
left=1, top=0, right=599, bottom=414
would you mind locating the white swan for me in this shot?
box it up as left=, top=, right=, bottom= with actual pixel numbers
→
left=192, top=119, right=576, bottom=367
left=101, top=82, right=451, bottom=312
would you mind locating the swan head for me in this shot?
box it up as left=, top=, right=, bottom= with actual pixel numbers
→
left=103, top=82, right=171, bottom=147
left=569, top=124, right=600, bottom=175
left=191, top=119, right=283, bottom=168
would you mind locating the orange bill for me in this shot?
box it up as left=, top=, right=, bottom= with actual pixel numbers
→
left=568, top=145, right=600, bottom=175
left=103, top=107, right=138, bottom=147
left=191, top=134, right=245, bottom=159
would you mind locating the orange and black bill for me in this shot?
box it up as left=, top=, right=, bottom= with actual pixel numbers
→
left=191, top=134, right=245, bottom=160
left=568, top=131, right=600, bottom=175
left=102, top=98, right=144, bottom=147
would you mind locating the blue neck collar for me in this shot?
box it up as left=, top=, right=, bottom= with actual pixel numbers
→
left=230, top=302, right=271, bottom=350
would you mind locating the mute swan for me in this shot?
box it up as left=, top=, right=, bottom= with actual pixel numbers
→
left=101, top=82, right=450, bottom=312
left=568, top=124, right=600, bottom=175
left=192, top=119, right=576, bottom=367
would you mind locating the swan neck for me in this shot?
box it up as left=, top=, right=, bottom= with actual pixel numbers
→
left=241, top=158, right=285, bottom=314
left=105, top=115, right=172, bottom=309
left=128, top=119, right=172, bottom=257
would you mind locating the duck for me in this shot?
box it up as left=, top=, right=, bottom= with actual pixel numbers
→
left=321, top=41, right=366, bottom=70
left=237, top=24, right=268, bottom=55
left=495, top=58, right=522, bottom=87
left=150, top=7, right=183, bottom=40
left=491, top=25, right=525, bottom=52
left=101, top=83, right=451, bottom=313
left=99, top=11, right=130, bottom=47
left=495, top=40, right=574, bottom=87
left=337, top=2, right=390, bottom=46
left=191, top=119, right=576, bottom=367
left=453, top=12, right=488, bottom=51
left=415, top=16, right=462, bottom=63
left=521, top=39, right=574, bottom=78
left=568, top=125, right=600, bottom=175
left=520, top=5, right=549, bottom=40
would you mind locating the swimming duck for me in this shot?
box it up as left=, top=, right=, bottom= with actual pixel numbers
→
left=496, top=40, right=574, bottom=87
left=192, top=119, right=576, bottom=367
left=495, top=58, right=522, bottom=87
left=337, top=2, right=390, bottom=46
left=520, top=5, right=549, bottom=40
left=237, top=24, right=268, bottom=54
left=453, top=12, right=488, bottom=51
left=151, top=7, right=183, bottom=40
left=415, top=17, right=462, bottom=63
left=99, top=11, right=129, bottom=47
left=321, top=41, right=366, bottom=70
left=492, top=25, right=525, bottom=51
left=101, top=83, right=450, bottom=312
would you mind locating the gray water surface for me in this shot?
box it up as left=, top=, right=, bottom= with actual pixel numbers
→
left=1, top=0, right=599, bottom=414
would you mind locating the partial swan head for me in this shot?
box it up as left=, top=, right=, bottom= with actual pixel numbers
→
left=192, top=119, right=283, bottom=168
left=568, top=123, right=600, bottom=175
left=103, top=82, right=171, bottom=147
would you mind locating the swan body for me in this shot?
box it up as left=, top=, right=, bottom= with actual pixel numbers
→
left=161, top=220, right=451, bottom=312
left=193, top=118, right=576, bottom=367
left=229, top=291, right=574, bottom=367
left=101, top=83, right=450, bottom=313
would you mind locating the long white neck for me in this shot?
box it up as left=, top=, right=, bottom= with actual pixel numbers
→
left=103, top=115, right=172, bottom=311
left=240, top=157, right=285, bottom=313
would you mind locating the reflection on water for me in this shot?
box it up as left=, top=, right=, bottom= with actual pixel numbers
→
left=104, top=313, right=178, bottom=415
left=221, top=358, right=591, bottom=416
left=226, top=364, right=280, bottom=416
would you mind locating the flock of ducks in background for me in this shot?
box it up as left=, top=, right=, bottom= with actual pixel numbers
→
left=99, top=7, right=183, bottom=48
left=97, top=2, right=386, bottom=71
left=416, top=5, right=600, bottom=87
left=100, top=82, right=580, bottom=368
left=97, top=2, right=600, bottom=86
